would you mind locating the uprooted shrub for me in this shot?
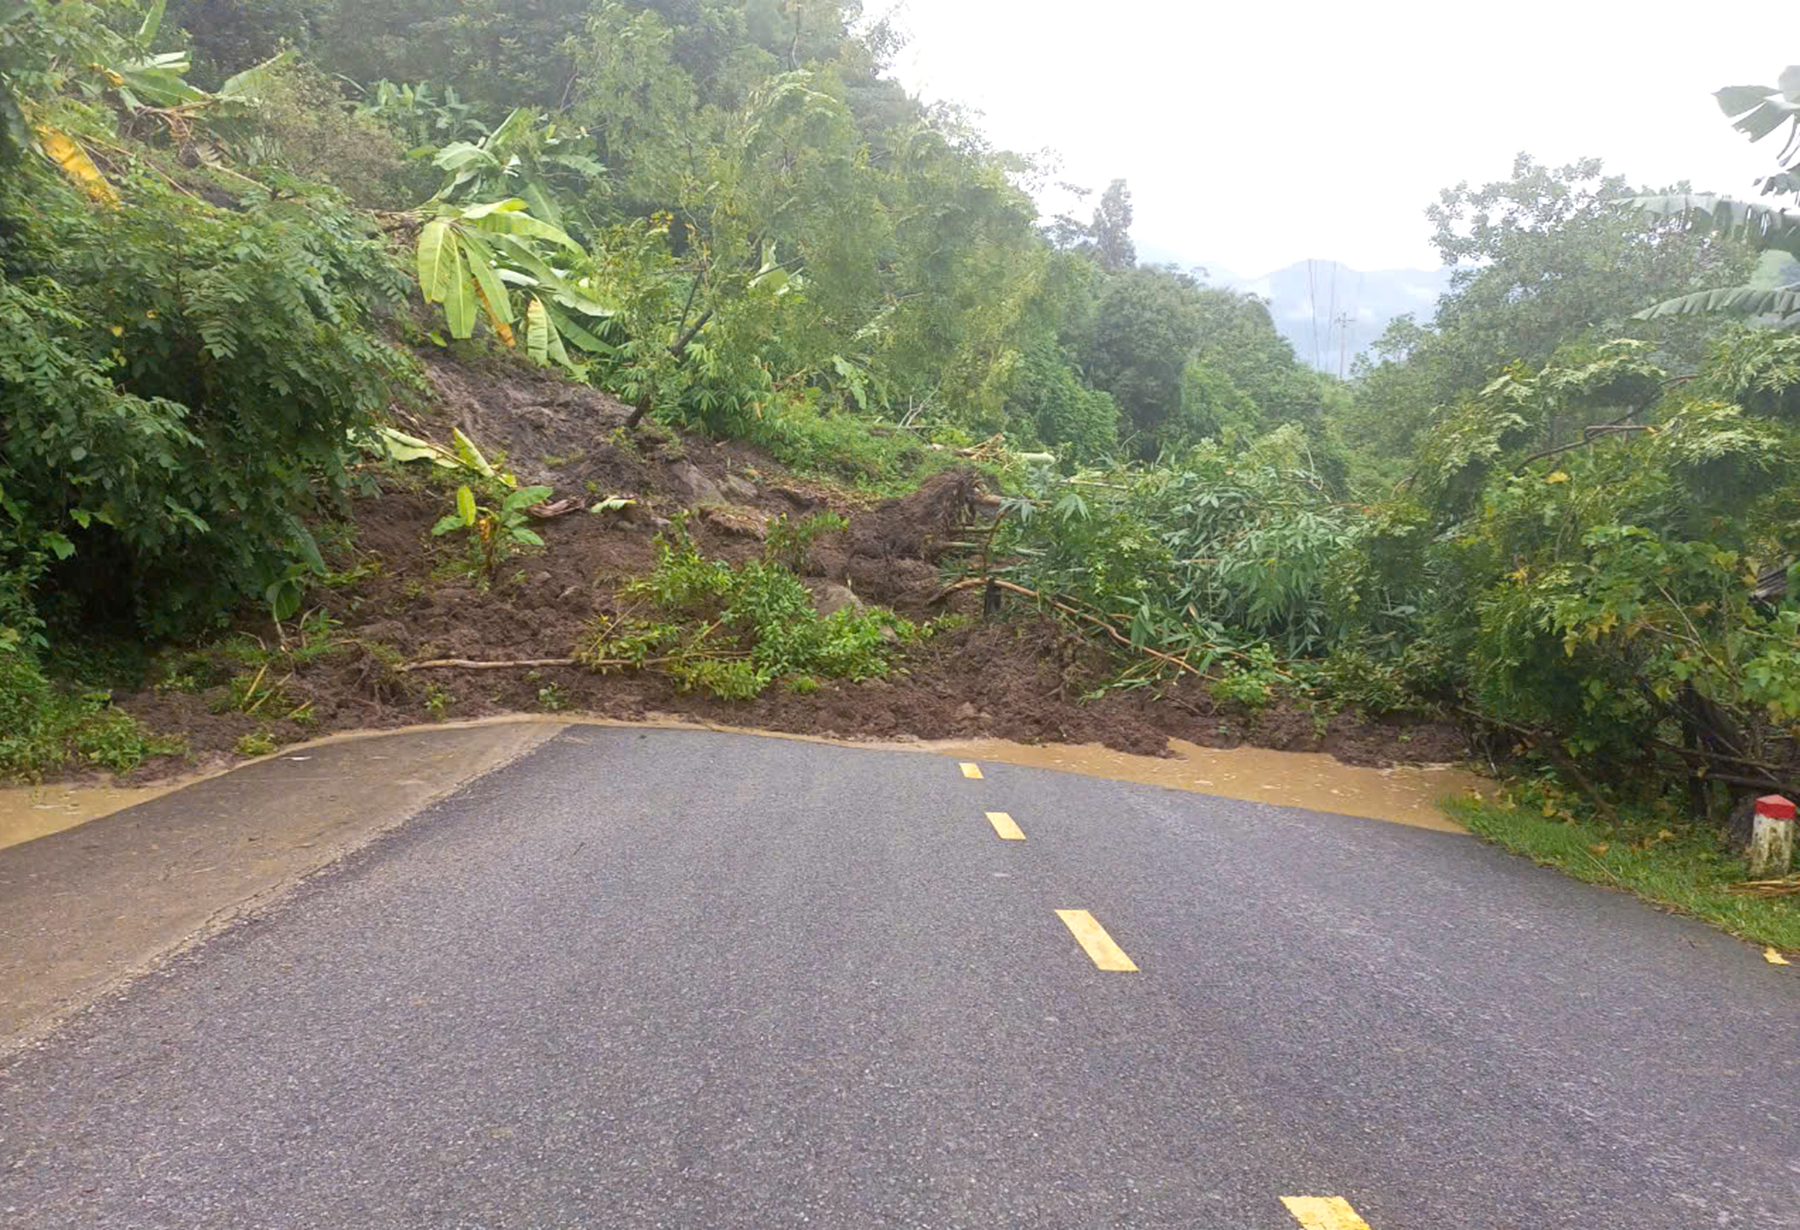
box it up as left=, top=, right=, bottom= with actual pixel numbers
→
left=574, top=516, right=915, bottom=699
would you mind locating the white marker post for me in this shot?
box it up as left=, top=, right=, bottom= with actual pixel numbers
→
left=1748, top=795, right=1796, bottom=877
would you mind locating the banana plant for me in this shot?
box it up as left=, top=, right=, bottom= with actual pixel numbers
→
left=432, top=484, right=555, bottom=580
left=429, top=106, right=604, bottom=229
left=1630, top=69, right=1800, bottom=326
left=415, top=198, right=617, bottom=373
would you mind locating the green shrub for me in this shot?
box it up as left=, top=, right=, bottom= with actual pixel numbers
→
left=0, top=164, right=415, bottom=637
left=1306, top=647, right=1431, bottom=715
left=1206, top=647, right=1288, bottom=710
left=1005, top=341, right=1119, bottom=466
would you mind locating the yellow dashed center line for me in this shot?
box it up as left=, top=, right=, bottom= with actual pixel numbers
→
left=1055, top=909, right=1138, bottom=971
left=959, top=762, right=983, bottom=779
left=1281, top=1196, right=1375, bottom=1229
left=985, top=811, right=1025, bottom=841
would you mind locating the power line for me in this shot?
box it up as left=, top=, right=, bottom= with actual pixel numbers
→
left=1306, top=259, right=1321, bottom=371
left=1326, top=261, right=1338, bottom=374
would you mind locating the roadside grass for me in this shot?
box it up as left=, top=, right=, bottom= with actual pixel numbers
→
left=0, top=653, right=186, bottom=781
left=1444, top=793, right=1800, bottom=952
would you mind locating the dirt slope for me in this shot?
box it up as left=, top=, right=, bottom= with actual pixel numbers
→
left=111, top=352, right=1467, bottom=779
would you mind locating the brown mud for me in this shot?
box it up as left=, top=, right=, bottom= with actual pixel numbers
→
left=928, top=738, right=1480, bottom=833
left=98, top=350, right=1469, bottom=785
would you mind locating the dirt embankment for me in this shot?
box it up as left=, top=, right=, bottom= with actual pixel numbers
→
left=111, top=352, right=1467, bottom=779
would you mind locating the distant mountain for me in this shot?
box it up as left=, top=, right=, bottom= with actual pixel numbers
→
left=1213, top=260, right=1453, bottom=375
left=1134, top=245, right=1453, bottom=374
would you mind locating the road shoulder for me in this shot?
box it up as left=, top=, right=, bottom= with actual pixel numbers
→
left=0, top=721, right=560, bottom=1054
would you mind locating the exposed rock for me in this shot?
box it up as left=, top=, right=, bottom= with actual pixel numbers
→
left=699, top=505, right=768, bottom=540
left=720, top=473, right=760, bottom=502
left=804, top=580, right=864, bottom=618
left=955, top=701, right=978, bottom=720
left=667, top=460, right=723, bottom=505
left=771, top=485, right=820, bottom=509
left=802, top=579, right=898, bottom=642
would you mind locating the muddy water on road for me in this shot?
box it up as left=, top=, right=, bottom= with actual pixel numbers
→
left=0, top=781, right=193, bottom=852
left=0, top=716, right=1484, bottom=853
left=924, top=738, right=1483, bottom=832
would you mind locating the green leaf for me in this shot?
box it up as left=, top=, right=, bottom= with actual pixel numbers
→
left=289, top=521, right=326, bottom=573
left=217, top=50, right=295, bottom=98
left=431, top=514, right=466, bottom=537
left=1716, top=85, right=1780, bottom=118
left=590, top=497, right=636, bottom=513
left=41, top=531, right=75, bottom=560
left=526, top=297, right=550, bottom=366
left=510, top=528, right=546, bottom=547
left=440, top=241, right=476, bottom=339
left=469, top=207, right=584, bottom=254
left=454, top=198, right=528, bottom=220
left=521, top=178, right=563, bottom=230
left=1635, top=281, right=1800, bottom=321
left=1626, top=194, right=1800, bottom=259
left=456, top=231, right=515, bottom=338
left=451, top=430, right=494, bottom=478
left=432, top=143, right=499, bottom=173
left=455, top=485, right=478, bottom=526
left=137, top=0, right=166, bottom=44
left=542, top=303, right=613, bottom=354
left=372, top=427, right=457, bottom=467
left=502, top=485, right=554, bottom=513
left=417, top=219, right=456, bottom=301
left=478, top=231, right=565, bottom=286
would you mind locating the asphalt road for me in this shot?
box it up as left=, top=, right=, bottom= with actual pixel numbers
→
left=3, top=727, right=1798, bottom=1229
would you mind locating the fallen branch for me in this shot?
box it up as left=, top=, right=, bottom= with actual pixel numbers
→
left=929, top=577, right=1294, bottom=680
left=1730, top=877, right=1800, bottom=899
left=402, top=657, right=577, bottom=672
left=1456, top=705, right=1620, bottom=824
left=1512, top=424, right=1654, bottom=475
left=941, top=578, right=1204, bottom=679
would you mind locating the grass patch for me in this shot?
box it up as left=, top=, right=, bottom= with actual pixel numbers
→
left=1445, top=793, right=1800, bottom=951
left=747, top=407, right=966, bottom=494
left=0, top=653, right=186, bottom=780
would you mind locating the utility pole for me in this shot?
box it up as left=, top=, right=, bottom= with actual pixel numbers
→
left=1335, top=312, right=1353, bottom=380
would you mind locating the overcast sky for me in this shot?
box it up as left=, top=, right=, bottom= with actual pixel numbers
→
left=887, top=2, right=1782, bottom=277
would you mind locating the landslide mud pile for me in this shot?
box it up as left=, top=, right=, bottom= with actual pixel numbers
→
left=113, top=352, right=1466, bottom=779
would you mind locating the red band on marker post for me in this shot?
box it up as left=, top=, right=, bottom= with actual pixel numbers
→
left=1756, top=795, right=1796, bottom=821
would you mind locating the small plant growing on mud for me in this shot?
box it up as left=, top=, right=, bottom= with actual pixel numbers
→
left=235, top=730, right=278, bottom=758
left=763, top=511, right=847, bottom=572
left=433, top=483, right=554, bottom=581
left=537, top=683, right=571, bottom=712
left=576, top=517, right=911, bottom=700
left=424, top=683, right=452, bottom=720
left=1207, top=646, right=1288, bottom=709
